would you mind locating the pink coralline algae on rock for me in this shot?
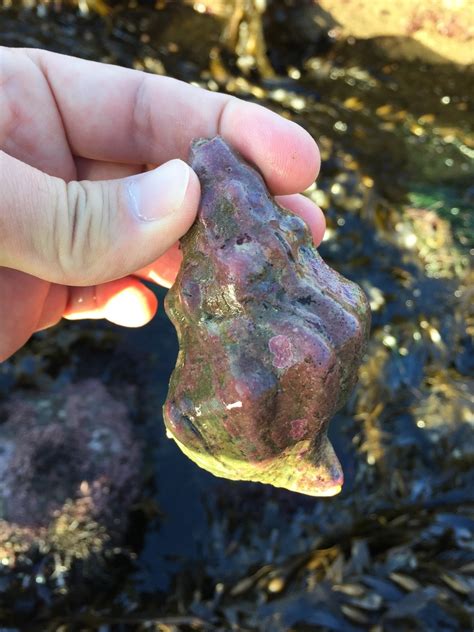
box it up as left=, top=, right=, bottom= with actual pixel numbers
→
left=164, top=136, right=370, bottom=496
left=0, top=380, right=140, bottom=565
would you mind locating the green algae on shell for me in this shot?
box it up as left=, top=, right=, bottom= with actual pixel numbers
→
left=164, top=136, right=370, bottom=496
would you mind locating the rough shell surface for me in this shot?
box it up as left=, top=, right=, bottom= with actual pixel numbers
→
left=164, top=136, right=370, bottom=496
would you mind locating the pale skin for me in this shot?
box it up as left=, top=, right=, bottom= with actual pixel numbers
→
left=0, top=47, right=325, bottom=362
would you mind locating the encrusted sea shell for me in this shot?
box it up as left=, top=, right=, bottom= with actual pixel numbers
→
left=164, top=137, right=370, bottom=496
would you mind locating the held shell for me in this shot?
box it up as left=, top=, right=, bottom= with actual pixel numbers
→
left=164, top=136, right=370, bottom=496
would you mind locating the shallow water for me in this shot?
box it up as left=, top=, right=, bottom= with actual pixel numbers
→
left=0, top=2, right=473, bottom=630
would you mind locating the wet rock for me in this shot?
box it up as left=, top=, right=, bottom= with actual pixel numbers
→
left=318, top=0, right=474, bottom=65
left=164, top=136, right=370, bottom=496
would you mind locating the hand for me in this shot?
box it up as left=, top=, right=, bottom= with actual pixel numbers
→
left=0, top=47, right=325, bottom=362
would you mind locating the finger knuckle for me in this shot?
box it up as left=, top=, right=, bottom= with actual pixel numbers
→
left=130, top=74, right=154, bottom=153
left=54, top=180, right=109, bottom=283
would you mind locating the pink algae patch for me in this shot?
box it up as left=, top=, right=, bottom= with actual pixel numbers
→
left=290, top=418, right=308, bottom=440
left=268, top=335, right=295, bottom=369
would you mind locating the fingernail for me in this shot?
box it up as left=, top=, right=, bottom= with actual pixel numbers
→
left=126, top=159, right=190, bottom=222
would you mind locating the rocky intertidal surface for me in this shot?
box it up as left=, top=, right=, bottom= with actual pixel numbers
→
left=0, top=380, right=141, bottom=568
left=164, top=137, right=370, bottom=496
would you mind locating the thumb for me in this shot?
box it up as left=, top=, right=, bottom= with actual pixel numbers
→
left=0, top=151, right=200, bottom=285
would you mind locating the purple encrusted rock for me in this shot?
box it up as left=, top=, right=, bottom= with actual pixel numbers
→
left=0, top=380, right=141, bottom=566
left=164, top=136, right=370, bottom=496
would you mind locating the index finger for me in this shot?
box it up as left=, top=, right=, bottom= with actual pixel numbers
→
left=28, top=49, right=320, bottom=195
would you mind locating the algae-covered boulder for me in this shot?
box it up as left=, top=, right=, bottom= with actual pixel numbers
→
left=164, top=137, right=370, bottom=496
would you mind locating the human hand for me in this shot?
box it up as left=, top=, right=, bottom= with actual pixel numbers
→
left=0, top=47, right=325, bottom=362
